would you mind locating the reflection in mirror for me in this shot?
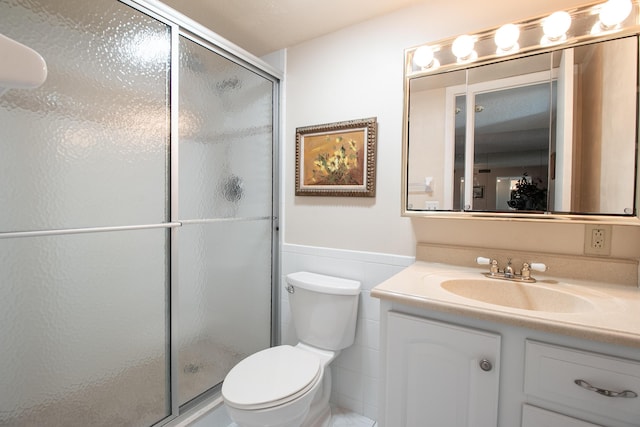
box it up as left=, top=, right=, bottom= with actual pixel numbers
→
left=567, top=37, right=637, bottom=214
left=453, top=94, right=465, bottom=210
left=407, top=69, right=466, bottom=211
left=465, top=54, right=553, bottom=212
left=406, top=36, right=638, bottom=216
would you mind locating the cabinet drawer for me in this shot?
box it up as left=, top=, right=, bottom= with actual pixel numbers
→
left=522, top=404, right=601, bottom=427
left=524, top=340, right=640, bottom=425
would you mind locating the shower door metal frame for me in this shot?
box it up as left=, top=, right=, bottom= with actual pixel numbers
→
left=119, top=0, right=282, bottom=424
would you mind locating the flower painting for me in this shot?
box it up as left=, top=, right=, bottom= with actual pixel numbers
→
left=295, top=117, right=377, bottom=197
left=305, top=131, right=364, bottom=186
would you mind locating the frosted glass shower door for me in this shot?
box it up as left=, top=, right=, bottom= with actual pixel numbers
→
left=177, top=35, right=275, bottom=405
left=0, top=0, right=172, bottom=426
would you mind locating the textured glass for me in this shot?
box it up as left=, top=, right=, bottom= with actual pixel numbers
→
left=0, top=229, right=169, bottom=427
left=178, top=220, right=272, bottom=405
left=177, top=36, right=275, bottom=405
left=179, top=36, right=274, bottom=220
left=0, top=0, right=170, bottom=232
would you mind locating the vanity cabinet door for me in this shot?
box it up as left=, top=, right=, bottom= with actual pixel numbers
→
left=384, top=312, right=501, bottom=427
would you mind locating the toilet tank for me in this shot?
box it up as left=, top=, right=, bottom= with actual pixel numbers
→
left=286, top=272, right=361, bottom=351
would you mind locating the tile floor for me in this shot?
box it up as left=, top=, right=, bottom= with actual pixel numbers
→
left=330, top=406, right=377, bottom=427
left=198, top=404, right=376, bottom=427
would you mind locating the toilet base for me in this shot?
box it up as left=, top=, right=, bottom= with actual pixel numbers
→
left=301, top=366, right=332, bottom=427
left=301, top=405, right=330, bottom=427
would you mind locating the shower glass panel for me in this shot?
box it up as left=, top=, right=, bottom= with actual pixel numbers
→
left=177, top=221, right=273, bottom=403
left=0, top=229, right=170, bottom=426
left=177, top=36, right=274, bottom=405
left=0, top=0, right=170, bottom=232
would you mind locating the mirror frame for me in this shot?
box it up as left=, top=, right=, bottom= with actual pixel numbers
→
left=402, top=0, right=640, bottom=224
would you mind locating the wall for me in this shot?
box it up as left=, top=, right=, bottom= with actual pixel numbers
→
left=282, top=0, right=640, bottom=422
left=284, top=0, right=600, bottom=257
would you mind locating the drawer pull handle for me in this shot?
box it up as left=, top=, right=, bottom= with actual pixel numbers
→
left=574, top=379, right=638, bottom=398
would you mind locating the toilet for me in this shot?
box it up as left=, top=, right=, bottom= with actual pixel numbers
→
left=222, top=271, right=361, bottom=427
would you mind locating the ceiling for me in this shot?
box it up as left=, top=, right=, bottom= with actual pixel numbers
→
left=160, top=0, right=427, bottom=56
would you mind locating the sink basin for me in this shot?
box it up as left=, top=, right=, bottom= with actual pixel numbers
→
left=440, top=279, right=596, bottom=313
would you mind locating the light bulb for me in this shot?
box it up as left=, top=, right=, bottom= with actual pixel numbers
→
left=495, top=24, right=520, bottom=53
left=413, top=45, right=435, bottom=68
left=599, top=0, right=632, bottom=28
left=542, top=11, right=572, bottom=41
left=452, top=35, right=476, bottom=61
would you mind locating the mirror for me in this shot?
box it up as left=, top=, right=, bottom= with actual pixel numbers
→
left=404, top=33, right=639, bottom=218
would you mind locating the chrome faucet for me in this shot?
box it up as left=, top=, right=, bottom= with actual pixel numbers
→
left=476, top=257, right=547, bottom=283
left=503, top=259, right=514, bottom=278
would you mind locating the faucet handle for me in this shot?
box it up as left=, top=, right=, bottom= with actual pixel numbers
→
left=476, top=257, right=491, bottom=265
left=529, top=262, right=547, bottom=272
left=521, top=262, right=546, bottom=281
left=477, top=257, right=499, bottom=275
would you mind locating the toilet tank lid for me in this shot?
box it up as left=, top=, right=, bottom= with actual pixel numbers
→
left=286, top=272, right=361, bottom=295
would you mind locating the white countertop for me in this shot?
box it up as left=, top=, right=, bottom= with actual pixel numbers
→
left=372, top=261, right=640, bottom=348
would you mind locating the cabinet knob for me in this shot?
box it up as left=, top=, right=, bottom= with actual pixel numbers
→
left=479, top=358, right=493, bottom=372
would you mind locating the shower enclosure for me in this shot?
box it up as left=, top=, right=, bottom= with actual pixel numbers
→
left=0, top=0, right=279, bottom=426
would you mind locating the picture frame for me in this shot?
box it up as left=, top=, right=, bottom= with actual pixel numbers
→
left=295, top=117, right=377, bottom=197
left=473, top=185, right=485, bottom=199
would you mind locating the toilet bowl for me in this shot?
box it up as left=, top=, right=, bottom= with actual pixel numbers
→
left=223, top=344, right=331, bottom=427
left=222, top=272, right=361, bottom=427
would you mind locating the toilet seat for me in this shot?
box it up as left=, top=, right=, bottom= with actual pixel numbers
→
left=222, top=345, right=322, bottom=411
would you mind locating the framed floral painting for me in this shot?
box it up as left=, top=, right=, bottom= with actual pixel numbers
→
left=295, top=117, right=377, bottom=197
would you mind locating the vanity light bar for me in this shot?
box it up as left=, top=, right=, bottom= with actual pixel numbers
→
left=406, top=0, right=639, bottom=76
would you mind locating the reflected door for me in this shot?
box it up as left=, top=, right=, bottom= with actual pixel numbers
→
left=467, top=70, right=553, bottom=212
left=472, top=83, right=552, bottom=212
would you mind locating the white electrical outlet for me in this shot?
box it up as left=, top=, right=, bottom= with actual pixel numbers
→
left=584, top=224, right=611, bottom=256
left=592, top=228, right=605, bottom=248
left=425, top=201, right=439, bottom=210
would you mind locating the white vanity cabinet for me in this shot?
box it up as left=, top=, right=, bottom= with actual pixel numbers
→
left=378, top=302, right=640, bottom=427
left=383, top=311, right=501, bottom=427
